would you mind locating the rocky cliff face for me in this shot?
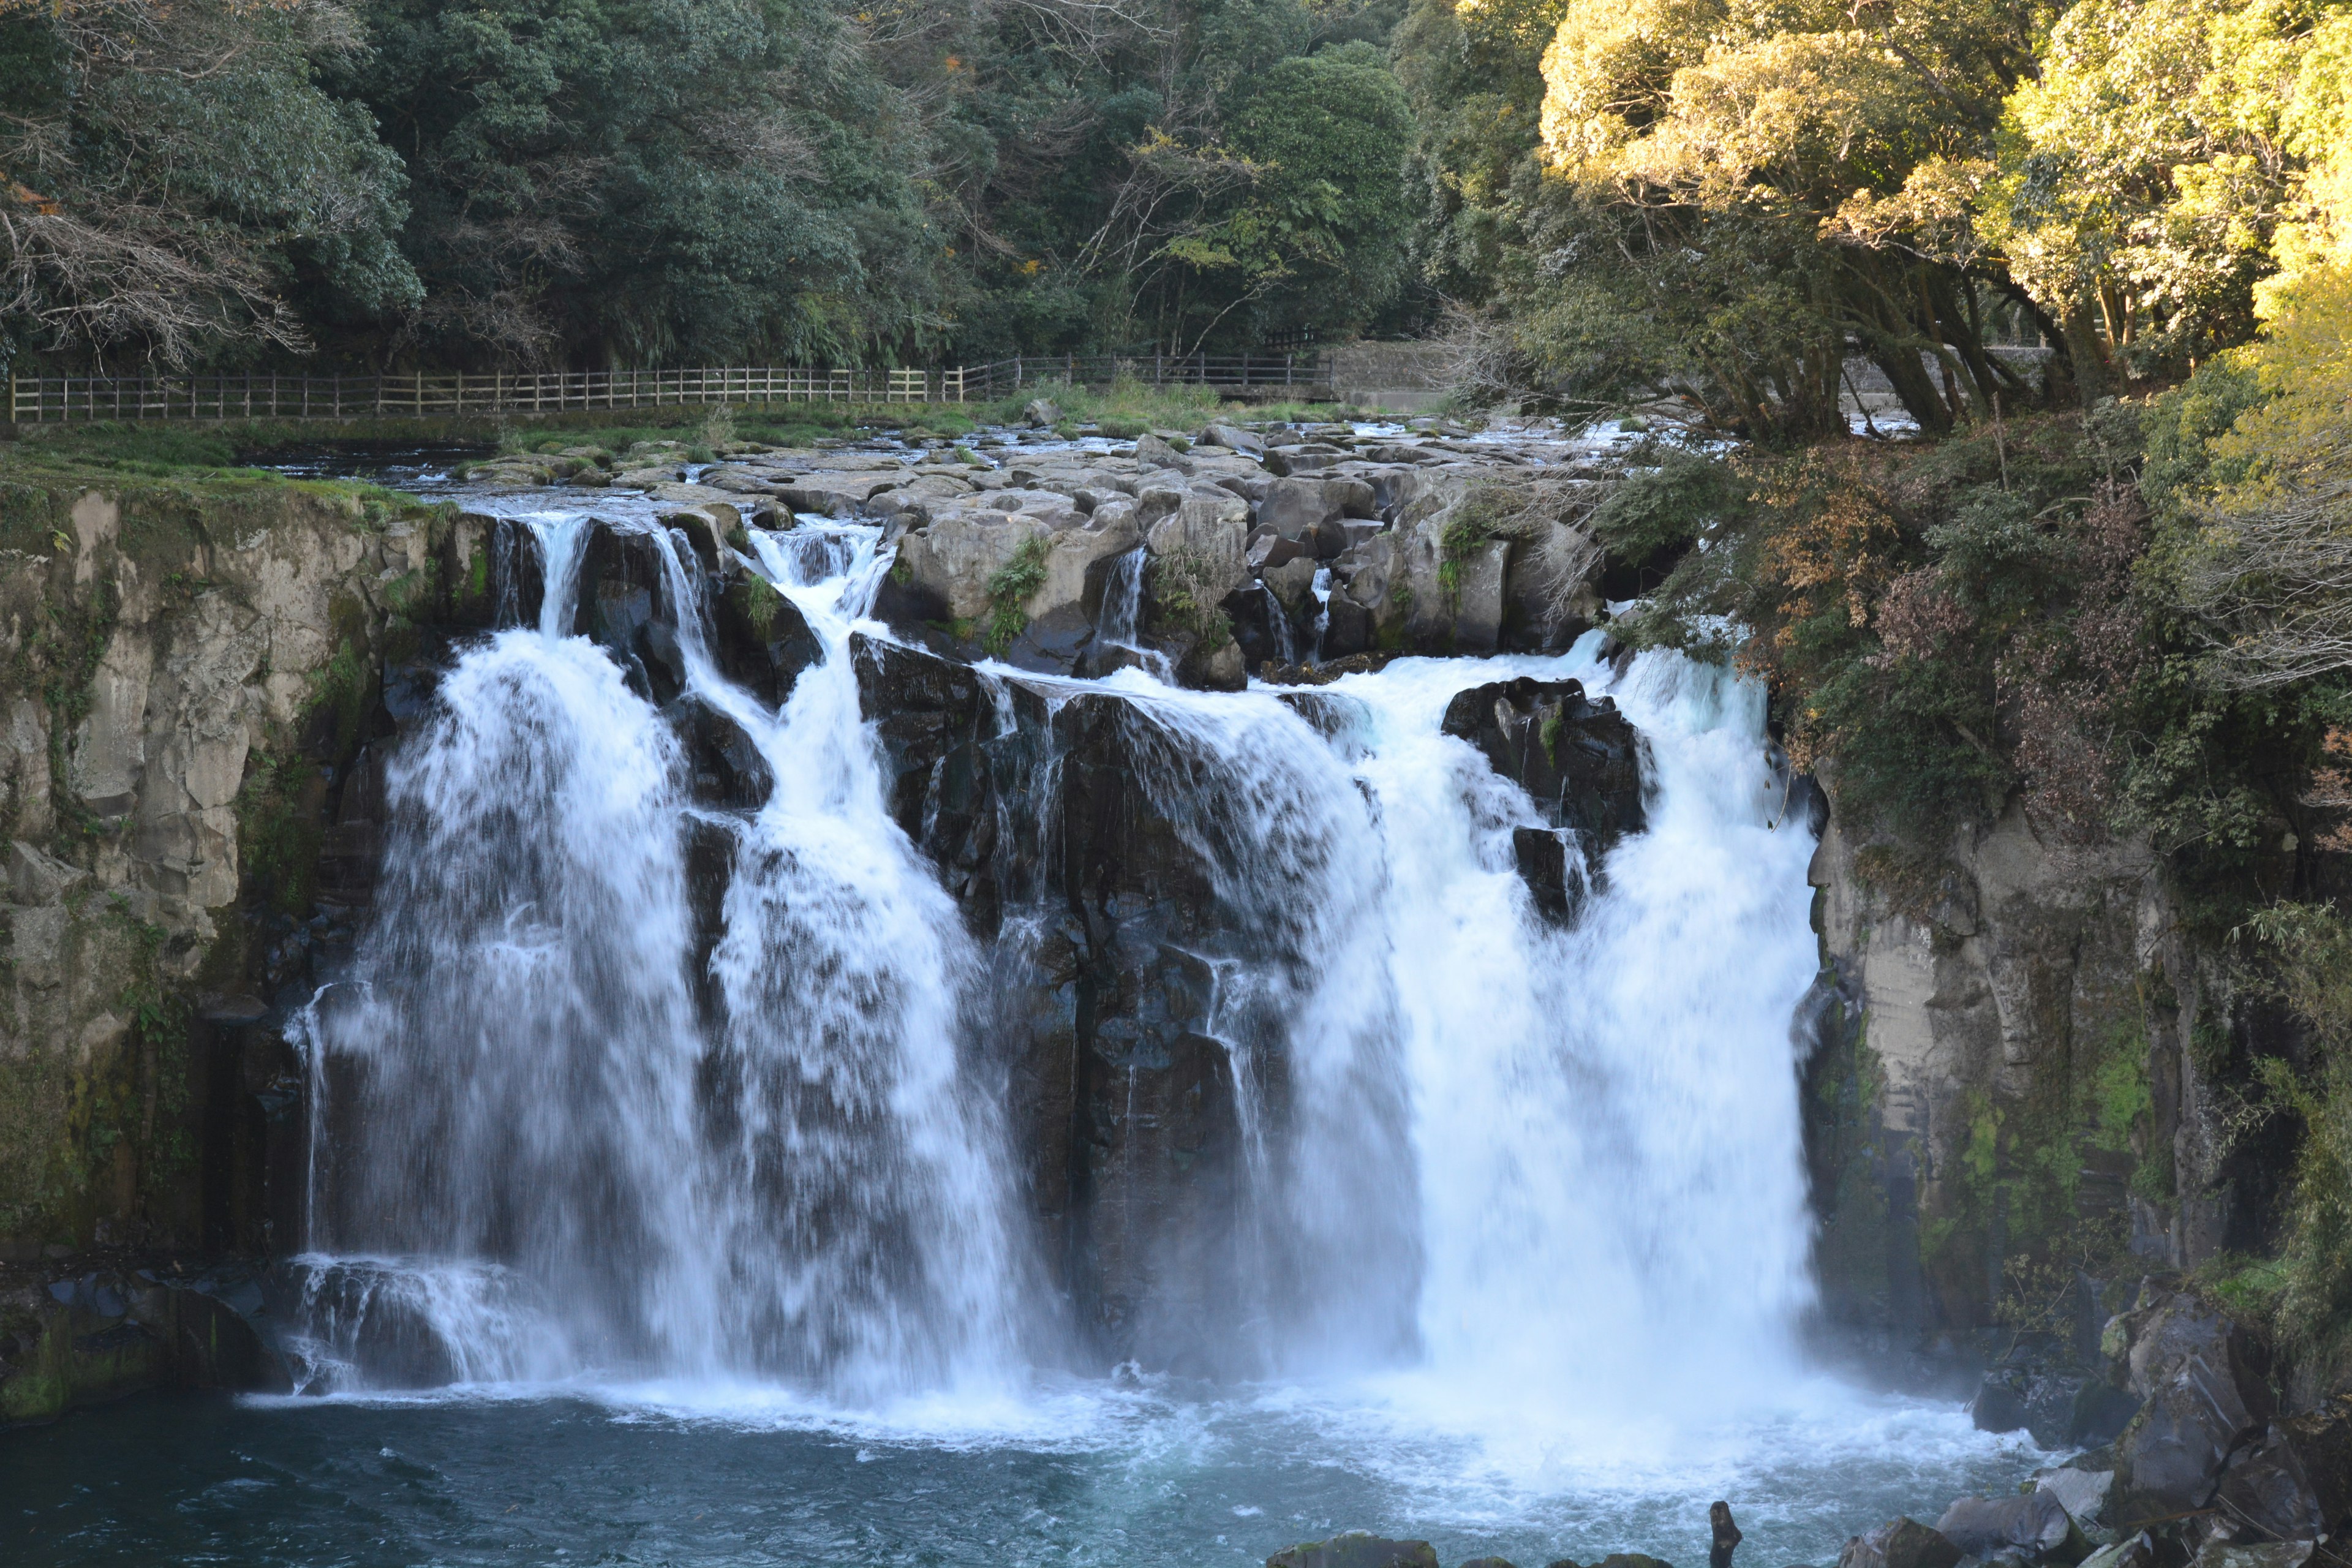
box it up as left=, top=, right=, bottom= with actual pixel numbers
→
left=0, top=473, right=499, bottom=1417
left=0, top=478, right=496, bottom=1257
left=1801, top=766, right=2310, bottom=1365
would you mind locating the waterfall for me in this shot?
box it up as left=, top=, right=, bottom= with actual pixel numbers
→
left=293, top=510, right=1018, bottom=1398
left=292, top=503, right=1817, bottom=1423
left=1343, top=649, right=1820, bottom=1426
left=1042, top=644, right=1819, bottom=1403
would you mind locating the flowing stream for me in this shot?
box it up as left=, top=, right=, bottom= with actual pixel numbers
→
left=11, top=499, right=2036, bottom=1565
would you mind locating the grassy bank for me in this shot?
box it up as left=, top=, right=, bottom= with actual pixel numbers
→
left=0, top=380, right=1373, bottom=484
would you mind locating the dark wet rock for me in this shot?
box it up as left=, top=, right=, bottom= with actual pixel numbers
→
left=1, top=1261, right=291, bottom=1422
left=676, top=699, right=775, bottom=809
left=1977, top=1364, right=2136, bottom=1450
left=1974, top=1372, right=2032, bottom=1434
left=575, top=524, right=685, bottom=703
left=712, top=576, right=823, bottom=708
left=1040, top=695, right=1248, bottom=1367
left=1460, top=1559, right=1520, bottom=1568
left=1440, top=677, right=1645, bottom=850
left=1934, top=1491, right=2088, bottom=1563
left=1267, top=1536, right=1439, bottom=1568
left=2208, top=1426, right=2324, bottom=1544
left=849, top=633, right=1045, bottom=937
left=1276, top=691, right=1372, bottom=752
left=2278, top=1393, right=2352, bottom=1537
left=492, top=516, right=548, bottom=627
left=2110, top=1292, right=2274, bottom=1523
left=1839, top=1520, right=1962, bottom=1568
left=1225, top=582, right=1308, bottom=670
left=680, top=813, right=739, bottom=1033
left=1513, top=826, right=1586, bottom=924
left=1261, top=651, right=1400, bottom=686
left=1711, top=1502, right=1743, bottom=1568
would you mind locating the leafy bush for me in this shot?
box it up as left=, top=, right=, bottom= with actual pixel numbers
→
left=983, top=535, right=1050, bottom=654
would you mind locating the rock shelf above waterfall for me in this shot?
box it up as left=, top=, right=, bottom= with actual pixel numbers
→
left=459, top=416, right=1622, bottom=685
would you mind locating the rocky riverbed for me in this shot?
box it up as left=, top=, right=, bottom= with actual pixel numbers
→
left=454, top=409, right=1615, bottom=685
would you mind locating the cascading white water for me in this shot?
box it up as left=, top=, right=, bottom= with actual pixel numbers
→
left=1336, top=646, right=1821, bottom=1431
left=293, top=509, right=1017, bottom=1398
left=1064, top=641, right=1819, bottom=1412
left=296, top=478, right=1817, bottom=1439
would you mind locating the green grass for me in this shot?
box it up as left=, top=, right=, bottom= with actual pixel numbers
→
left=0, top=383, right=1377, bottom=484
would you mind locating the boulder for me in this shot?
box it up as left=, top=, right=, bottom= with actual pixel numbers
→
left=1266, top=1536, right=1439, bottom=1568
left=2209, top=1425, right=2324, bottom=1543
left=573, top=523, right=685, bottom=703
left=712, top=576, right=824, bottom=709
left=1439, top=678, right=1646, bottom=850
left=1134, top=433, right=1193, bottom=472
left=1259, top=477, right=1378, bottom=540
left=1500, top=519, right=1600, bottom=652
left=1839, top=1519, right=1961, bottom=1568
left=1263, top=556, right=1320, bottom=620
left=848, top=633, right=1041, bottom=932
left=1933, top=1490, right=2087, bottom=1563
left=1145, top=492, right=1252, bottom=608
left=891, top=511, right=1055, bottom=622
left=1512, top=826, right=1587, bottom=924
left=1200, top=423, right=1268, bottom=459
left=1022, top=398, right=1062, bottom=427
left=1460, top=1560, right=1518, bottom=1568
left=2037, top=1466, right=2115, bottom=1529
left=1031, top=513, right=1142, bottom=629
left=2111, top=1292, right=2275, bottom=1521
left=676, top=699, right=775, bottom=809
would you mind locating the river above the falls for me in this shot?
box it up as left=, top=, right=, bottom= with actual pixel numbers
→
left=7, top=440, right=2049, bottom=1563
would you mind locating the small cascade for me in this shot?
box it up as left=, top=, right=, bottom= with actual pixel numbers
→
left=1094, top=545, right=1175, bottom=681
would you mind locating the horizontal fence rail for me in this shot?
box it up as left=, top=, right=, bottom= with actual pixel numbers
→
left=962, top=354, right=1331, bottom=401
left=7, top=354, right=1335, bottom=424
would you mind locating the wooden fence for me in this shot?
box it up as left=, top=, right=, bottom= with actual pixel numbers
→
left=962, top=353, right=1330, bottom=400
left=6, top=353, right=1335, bottom=424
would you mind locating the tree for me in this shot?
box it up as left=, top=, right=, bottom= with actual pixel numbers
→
left=0, top=0, right=418, bottom=369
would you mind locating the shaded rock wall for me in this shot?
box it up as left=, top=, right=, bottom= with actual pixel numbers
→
left=0, top=478, right=495, bottom=1268
left=1802, top=768, right=2309, bottom=1350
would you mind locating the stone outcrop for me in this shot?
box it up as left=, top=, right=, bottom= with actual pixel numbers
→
left=0, top=474, right=503, bottom=1415
left=1803, top=774, right=2168, bottom=1335
left=1267, top=1535, right=1440, bottom=1568
left=851, top=631, right=1261, bottom=1370
left=1838, top=1518, right=1961, bottom=1568
left=0, top=1257, right=287, bottom=1421
left=631, top=420, right=1618, bottom=678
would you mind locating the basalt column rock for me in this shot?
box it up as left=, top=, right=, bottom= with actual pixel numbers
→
left=1442, top=676, right=1646, bottom=919
left=848, top=632, right=1048, bottom=937
left=1044, top=693, right=1247, bottom=1373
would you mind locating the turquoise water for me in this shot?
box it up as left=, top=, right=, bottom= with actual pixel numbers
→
left=7, top=1373, right=2037, bottom=1567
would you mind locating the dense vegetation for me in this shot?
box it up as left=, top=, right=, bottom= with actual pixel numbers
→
left=0, top=0, right=1422, bottom=371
